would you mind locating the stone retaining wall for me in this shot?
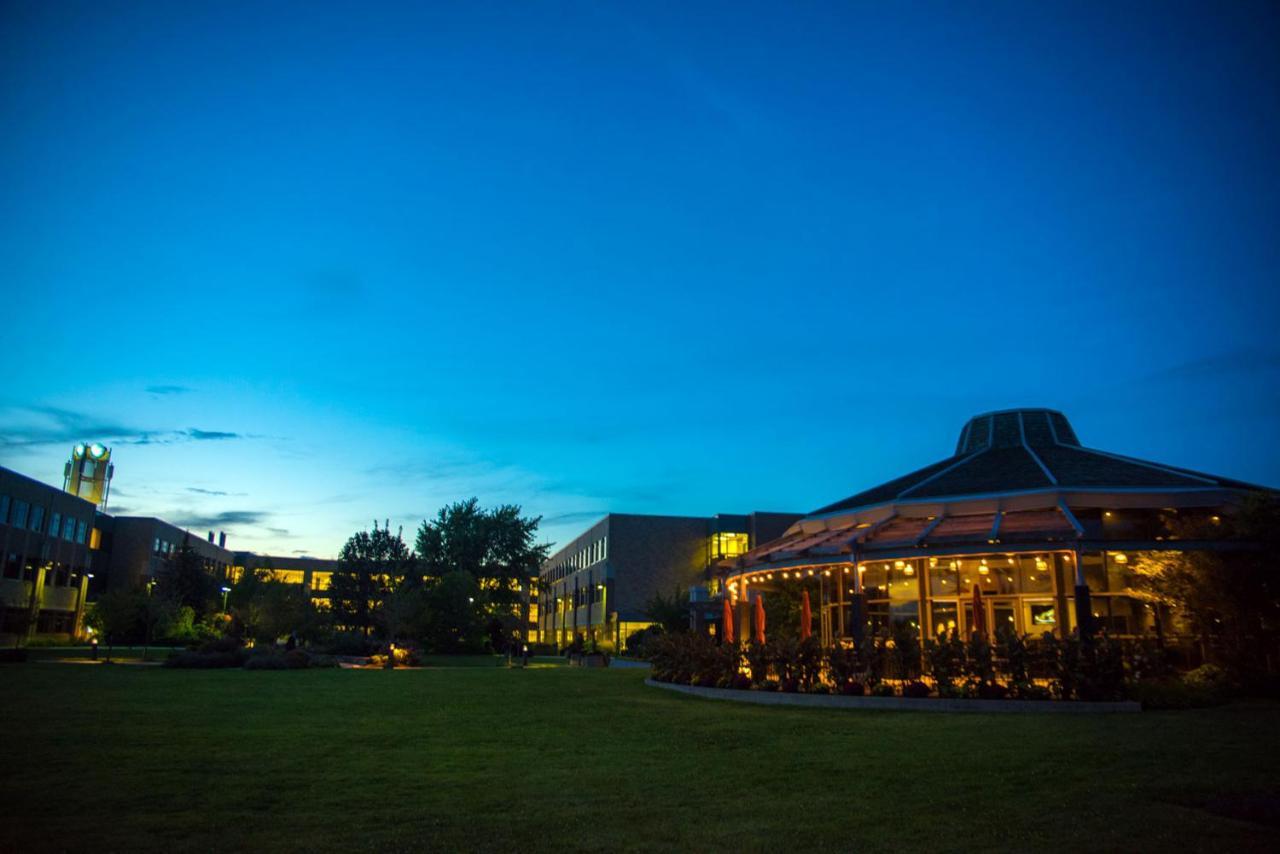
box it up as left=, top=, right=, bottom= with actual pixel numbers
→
left=645, top=679, right=1141, bottom=713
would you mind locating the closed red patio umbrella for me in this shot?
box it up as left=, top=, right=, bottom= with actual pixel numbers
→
left=722, top=596, right=735, bottom=645
left=971, top=579, right=987, bottom=639
left=754, top=594, right=766, bottom=644
left=800, top=589, right=813, bottom=641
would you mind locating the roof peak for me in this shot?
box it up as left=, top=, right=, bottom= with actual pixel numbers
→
left=957, top=409, right=1080, bottom=455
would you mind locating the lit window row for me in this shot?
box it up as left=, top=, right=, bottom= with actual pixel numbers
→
left=0, top=495, right=88, bottom=544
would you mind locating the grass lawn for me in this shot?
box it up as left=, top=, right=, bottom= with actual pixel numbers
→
left=3, top=664, right=1279, bottom=853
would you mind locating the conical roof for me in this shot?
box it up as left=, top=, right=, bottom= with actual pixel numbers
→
left=812, top=408, right=1259, bottom=517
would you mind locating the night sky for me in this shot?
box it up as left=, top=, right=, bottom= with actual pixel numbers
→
left=2, top=1, right=1278, bottom=557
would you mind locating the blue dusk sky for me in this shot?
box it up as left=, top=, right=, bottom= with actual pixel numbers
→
left=2, top=1, right=1278, bottom=558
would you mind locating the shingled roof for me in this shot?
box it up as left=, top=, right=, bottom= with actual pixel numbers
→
left=812, top=408, right=1260, bottom=517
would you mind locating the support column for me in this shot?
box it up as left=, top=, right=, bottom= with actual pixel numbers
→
left=1072, top=547, right=1093, bottom=642
left=73, top=572, right=90, bottom=639
left=849, top=554, right=866, bottom=650
left=836, top=566, right=846, bottom=639
left=26, top=563, right=47, bottom=641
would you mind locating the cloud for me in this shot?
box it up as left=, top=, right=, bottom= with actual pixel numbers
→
left=1144, top=349, right=1280, bottom=383
left=146, top=385, right=194, bottom=396
left=185, top=428, right=242, bottom=441
left=0, top=405, right=251, bottom=449
left=541, top=511, right=607, bottom=527
left=186, top=487, right=242, bottom=496
left=166, top=510, right=269, bottom=529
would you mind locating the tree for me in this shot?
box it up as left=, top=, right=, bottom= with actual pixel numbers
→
left=227, top=569, right=313, bottom=645
left=644, top=587, right=690, bottom=633
left=380, top=580, right=427, bottom=649
left=139, top=588, right=178, bottom=661
left=89, top=589, right=142, bottom=662
left=155, top=535, right=219, bottom=619
left=415, top=499, right=549, bottom=604
left=330, top=521, right=415, bottom=640
left=1131, top=493, right=1280, bottom=674
left=414, top=499, right=548, bottom=648
left=422, top=571, right=487, bottom=653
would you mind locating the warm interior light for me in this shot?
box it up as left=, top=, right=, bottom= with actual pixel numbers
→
left=1114, top=553, right=1128, bottom=564
left=929, top=557, right=938, bottom=567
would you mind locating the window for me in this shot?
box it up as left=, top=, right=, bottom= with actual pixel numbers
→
left=76, top=520, right=88, bottom=544
left=710, top=532, right=749, bottom=561
left=3, top=553, right=19, bottom=580
left=11, top=500, right=29, bottom=528
left=29, top=505, right=44, bottom=533
left=63, top=517, right=75, bottom=540
left=49, top=512, right=61, bottom=540
left=0, top=495, right=9, bottom=523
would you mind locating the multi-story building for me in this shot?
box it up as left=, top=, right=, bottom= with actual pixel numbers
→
left=537, top=511, right=801, bottom=650
left=95, top=515, right=235, bottom=593
left=0, top=465, right=98, bottom=638
left=229, top=552, right=339, bottom=602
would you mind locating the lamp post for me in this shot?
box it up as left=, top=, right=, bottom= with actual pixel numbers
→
left=221, top=585, right=231, bottom=612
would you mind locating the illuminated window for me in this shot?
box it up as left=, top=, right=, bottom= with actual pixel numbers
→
left=710, top=532, right=749, bottom=560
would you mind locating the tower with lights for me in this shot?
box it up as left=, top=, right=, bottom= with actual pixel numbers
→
left=63, top=443, right=114, bottom=509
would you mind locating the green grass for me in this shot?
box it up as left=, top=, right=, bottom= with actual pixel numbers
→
left=3, top=665, right=1279, bottom=853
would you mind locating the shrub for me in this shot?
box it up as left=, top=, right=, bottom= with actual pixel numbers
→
left=840, top=680, right=865, bottom=696
left=243, top=649, right=289, bottom=670
left=744, top=641, right=771, bottom=686
left=308, top=653, right=338, bottom=668
left=826, top=644, right=861, bottom=689
left=1182, top=664, right=1235, bottom=699
left=1129, top=678, right=1218, bottom=709
left=903, top=680, right=931, bottom=699
left=870, top=682, right=896, bottom=697
left=925, top=631, right=965, bottom=696
left=624, top=626, right=664, bottom=659
left=796, top=636, right=824, bottom=692
left=164, top=648, right=245, bottom=669
left=284, top=649, right=312, bottom=669
left=197, top=636, right=242, bottom=655
left=976, top=682, right=1009, bottom=700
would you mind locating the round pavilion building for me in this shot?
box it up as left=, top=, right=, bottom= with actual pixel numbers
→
left=720, top=408, right=1272, bottom=646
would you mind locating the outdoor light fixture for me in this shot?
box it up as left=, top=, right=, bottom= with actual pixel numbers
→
left=1114, top=553, right=1128, bottom=564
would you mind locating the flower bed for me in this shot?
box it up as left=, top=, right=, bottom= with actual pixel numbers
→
left=645, top=631, right=1231, bottom=709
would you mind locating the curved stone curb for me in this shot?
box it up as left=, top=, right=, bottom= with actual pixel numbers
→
left=645, top=678, right=1140, bottom=713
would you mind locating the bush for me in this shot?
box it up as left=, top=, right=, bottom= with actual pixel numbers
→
left=903, top=680, right=931, bottom=698
left=624, top=626, right=664, bottom=659
left=744, top=641, right=771, bottom=686
left=284, top=649, right=312, bottom=669
left=319, top=634, right=375, bottom=657
left=1129, top=678, right=1218, bottom=709
left=243, top=649, right=289, bottom=670
left=308, top=653, right=338, bottom=668
left=164, top=649, right=245, bottom=669
left=840, top=680, right=865, bottom=696
left=1183, top=664, right=1235, bottom=698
